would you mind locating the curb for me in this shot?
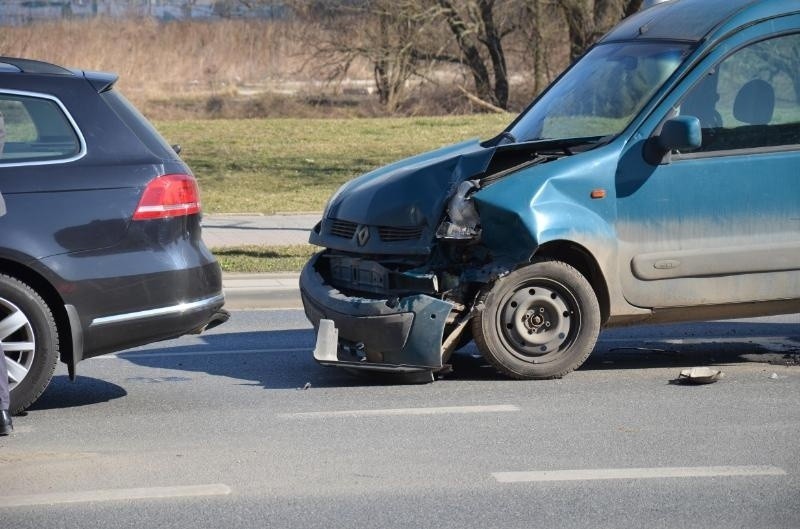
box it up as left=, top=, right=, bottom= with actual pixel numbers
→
left=222, top=272, right=302, bottom=310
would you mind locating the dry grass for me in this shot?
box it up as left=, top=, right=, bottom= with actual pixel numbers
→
left=0, top=17, right=566, bottom=119
left=0, top=17, right=319, bottom=104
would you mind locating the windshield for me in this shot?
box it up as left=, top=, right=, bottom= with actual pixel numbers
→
left=509, top=42, right=691, bottom=142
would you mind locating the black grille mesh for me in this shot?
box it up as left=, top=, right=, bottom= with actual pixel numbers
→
left=329, top=219, right=357, bottom=238
left=328, top=219, right=423, bottom=242
left=378, top=226, right=425, bottom=242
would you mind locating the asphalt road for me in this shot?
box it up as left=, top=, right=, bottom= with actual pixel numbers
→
left=1, top=309, right=798, bottom=529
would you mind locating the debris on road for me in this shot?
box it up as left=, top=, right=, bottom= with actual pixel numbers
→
left=677, top=367, right=724, bottom=385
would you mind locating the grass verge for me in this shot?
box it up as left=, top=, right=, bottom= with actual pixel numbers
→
left=213, top=245, right=317, bottom=273
left=156, top=114, right=511, bottom=214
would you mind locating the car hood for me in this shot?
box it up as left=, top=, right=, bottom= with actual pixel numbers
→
left=325, top=139, right=494, bottom=228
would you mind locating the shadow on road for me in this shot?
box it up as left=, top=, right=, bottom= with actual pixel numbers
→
left=29, top=375, right=128, bottom=410
left=121, top=329, right=414, bottom=390
left=119, top=321, right=799, bottom=388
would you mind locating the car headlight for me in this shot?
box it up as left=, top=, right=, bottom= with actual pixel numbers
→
left=436, top=180, right=481, bottom=240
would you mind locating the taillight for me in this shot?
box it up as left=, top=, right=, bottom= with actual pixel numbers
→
left=133, top=173, right=201, bottom=220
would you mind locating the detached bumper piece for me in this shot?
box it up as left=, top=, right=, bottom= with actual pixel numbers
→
left=313, top=319, right=429, bottom=374
left=301, top=253, right=453, bottom=373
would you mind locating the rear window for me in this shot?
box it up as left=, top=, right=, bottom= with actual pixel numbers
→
left=101, top=89, right=179, bottom=161
left=0, top=93, right=82, bottom=164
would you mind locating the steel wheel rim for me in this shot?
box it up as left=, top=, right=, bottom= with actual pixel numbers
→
left=0, top=296, right=36, bottom=391
left=496, top=279, right=581, bottom=363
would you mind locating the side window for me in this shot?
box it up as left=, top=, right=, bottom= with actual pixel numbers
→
left=0, top=93, right=81, bottom=164
left=678, top=33, right=800, bottom=153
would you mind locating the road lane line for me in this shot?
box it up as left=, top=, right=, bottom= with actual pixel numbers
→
left=0, top=484, right=232, bottom=508
left=94, top=347, right=311, bottom=359
left=493, top=465, right=787, bottom=483
left=280, top=404, right=520, bottom=419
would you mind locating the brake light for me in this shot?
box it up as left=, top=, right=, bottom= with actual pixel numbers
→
left=133, top=173, right=201, bottom=220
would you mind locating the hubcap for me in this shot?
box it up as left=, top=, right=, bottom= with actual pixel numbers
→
left=499, top=284, right=575, bottom=358
left=0, top=297, right=36, bottom=391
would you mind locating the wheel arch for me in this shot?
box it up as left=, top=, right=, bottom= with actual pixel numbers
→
left=0, top=257, right=73, bottom=367
left=531, top=240, right=611, bottom=325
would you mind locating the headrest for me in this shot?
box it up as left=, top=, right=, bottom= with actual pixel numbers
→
left=733, top=79, right=774, bottom=125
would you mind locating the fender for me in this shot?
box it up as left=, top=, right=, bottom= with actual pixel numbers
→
left=473, top=146, right=650, bottom=321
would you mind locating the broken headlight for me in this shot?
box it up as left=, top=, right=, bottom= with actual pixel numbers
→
left=436, top=180, right=481, bottom=240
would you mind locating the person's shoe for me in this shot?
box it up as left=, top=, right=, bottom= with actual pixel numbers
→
left=0, top=410, right=12, bottom=435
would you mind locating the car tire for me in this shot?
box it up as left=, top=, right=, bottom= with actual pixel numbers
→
left=472, top=260, right=600, bottom=379
left=0, top=274, right=59, bottom=414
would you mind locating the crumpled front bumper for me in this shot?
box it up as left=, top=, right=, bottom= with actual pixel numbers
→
left=300, top=253, right=453, bottom=372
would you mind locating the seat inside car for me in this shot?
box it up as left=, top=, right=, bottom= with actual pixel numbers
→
left=733, top=78, right=775, bottom=126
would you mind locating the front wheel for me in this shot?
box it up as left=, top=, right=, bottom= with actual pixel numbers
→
left=1, top=274, right=59, bottom=414
left=472, top=260, right=600, bottom=379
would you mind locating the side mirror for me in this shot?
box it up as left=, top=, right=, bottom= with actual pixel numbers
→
left=645, top=116, right=702, bottom=164
left=659, top=116, right=702, bottom=152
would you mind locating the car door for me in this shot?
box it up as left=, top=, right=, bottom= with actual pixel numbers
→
left=616, top=27, right=800, bottom=309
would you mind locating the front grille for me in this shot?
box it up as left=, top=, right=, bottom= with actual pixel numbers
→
left=328, top=219, right=357, bottom=239
left=328, top=218, right=424, bottom=243
left=378, top=226, right=424, bottom=242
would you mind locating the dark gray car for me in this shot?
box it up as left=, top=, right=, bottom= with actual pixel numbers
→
left=0, top=57, right=227, bottom=413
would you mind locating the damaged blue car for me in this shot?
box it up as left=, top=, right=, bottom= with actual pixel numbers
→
left=300, top=0, right=800, bottom=381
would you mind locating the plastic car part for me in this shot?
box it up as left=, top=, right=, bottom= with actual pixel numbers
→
left=436, top=180, right=481, bottom=240
left=133, top=173, right=201, bottom=220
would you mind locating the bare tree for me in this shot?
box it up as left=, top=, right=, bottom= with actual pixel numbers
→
left=235, top=0, right=646, bottom=114
left=288, top=1, right=441, bottom=111
left=433, top=0, right=512, bottom=110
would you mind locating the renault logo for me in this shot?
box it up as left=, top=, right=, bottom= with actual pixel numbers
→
left=355, top=225, right=370, bottom=246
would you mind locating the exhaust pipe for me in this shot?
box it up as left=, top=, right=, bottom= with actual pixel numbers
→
left=190, top=309, right=230, bottom=334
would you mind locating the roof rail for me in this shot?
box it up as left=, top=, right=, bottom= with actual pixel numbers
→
left=0, top=57, right=74, bottom=76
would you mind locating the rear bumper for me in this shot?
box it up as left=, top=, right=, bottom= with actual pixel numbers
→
left=300, top=253, right=452, bottom=371
left=81, top=290, right=226, bottom=361
left=65, top=293, right=227, bottom=377
left=90, top=293, right=225, bottom=326
left=38, top=247, right=225, bottom=361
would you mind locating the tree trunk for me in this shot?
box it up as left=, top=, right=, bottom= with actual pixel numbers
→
left=531, top=0, right=547, bottom=95
left=437, top=0, right=494, bottom=104
left=477, top=0, right=508, bottom=108
left=373, top=13, right=391, bottom=107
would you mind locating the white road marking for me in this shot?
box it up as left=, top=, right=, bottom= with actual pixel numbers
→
left=0, top=484, right=232, bottom=508
left=93, top=347, right=311, bottom=359
left=493, top=465, right=787, bottom=483
left=599, top=335, right=794, bottom=344
left=280, top=404, right=520, bottom=419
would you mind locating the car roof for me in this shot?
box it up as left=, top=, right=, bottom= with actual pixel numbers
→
left=600, top=0, right=796, bottom=43
left=0, top=56, right=118, bottom=93
left=0, top=56, right=74, bottom=75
